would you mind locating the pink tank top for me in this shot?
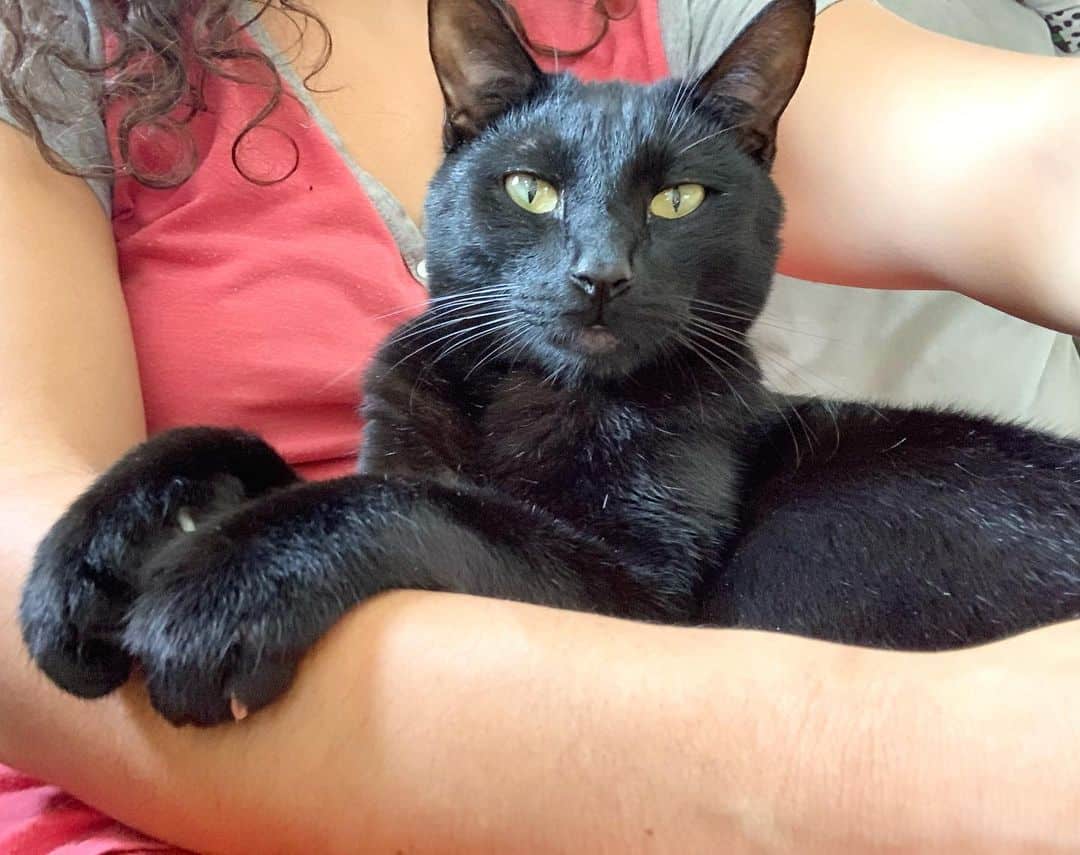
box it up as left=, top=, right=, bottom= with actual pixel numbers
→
left=113, top=0, right=668, bottom=482
left=1, top=3, right=667, bottom=852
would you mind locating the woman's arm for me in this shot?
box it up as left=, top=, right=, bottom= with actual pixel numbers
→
left=8, top=585, right=1080, bottom=854
left=776, top=0, right=1080, bottom=334
left=0, top=118, right=146, bottom=803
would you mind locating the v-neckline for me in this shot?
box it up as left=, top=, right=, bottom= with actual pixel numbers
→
left=243, top=3, right=430, bottom=284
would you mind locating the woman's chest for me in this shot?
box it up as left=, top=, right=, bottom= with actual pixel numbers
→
left=108, top=0, right=671, bottom=476
left=108, top=45, right=429, bottom=477
left=259, top=0, right=447, bottom=225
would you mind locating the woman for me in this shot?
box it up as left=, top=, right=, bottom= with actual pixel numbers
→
left=1, top=0, right=1079, bottom=851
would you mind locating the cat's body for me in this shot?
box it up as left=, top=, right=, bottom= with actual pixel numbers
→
left=362, top=321, right=765, bottom=615
left=20, top=0, right=1080, bottom=726
left=365, top=317, right=1080, bottom=651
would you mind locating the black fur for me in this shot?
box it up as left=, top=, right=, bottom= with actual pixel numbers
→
left=20, top=0, right=1080, bottom=725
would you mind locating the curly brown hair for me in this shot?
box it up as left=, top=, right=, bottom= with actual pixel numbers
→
left=0, top=0, right=636, bottom=188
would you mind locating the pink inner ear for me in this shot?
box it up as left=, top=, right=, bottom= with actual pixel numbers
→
left=690, top=0, right=815, bottom=162
left=429, top=0, right=543, bottom=143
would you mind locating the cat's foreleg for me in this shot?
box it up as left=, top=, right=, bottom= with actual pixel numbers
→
left=119, top=476, right=678, bottom=725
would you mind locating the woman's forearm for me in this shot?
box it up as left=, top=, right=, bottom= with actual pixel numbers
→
left=776, top=0, right=1080, bottom=335
left=3, top=468, right=1078, bottom=853
left=3, top=563, right=883, bottom=853
left=4, top=434, right=1079, bottom=850
left=264, top=597, right=1080, bottom=854
left=6, top=508, right=1080, bottom=855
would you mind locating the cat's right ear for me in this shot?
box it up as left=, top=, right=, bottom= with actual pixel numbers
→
left=428, top=0, right=546, bottom=149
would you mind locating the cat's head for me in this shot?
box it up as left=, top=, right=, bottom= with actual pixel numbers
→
left=422, top=0, right=814, bottom=383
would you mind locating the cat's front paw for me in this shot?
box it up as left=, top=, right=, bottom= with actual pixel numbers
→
left=19, top=427, right=298, bottom=700
left=122, top=520, right=333, bottom=726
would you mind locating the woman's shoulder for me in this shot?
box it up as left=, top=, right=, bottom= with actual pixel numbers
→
left=0, top=0, right=111, bottom=212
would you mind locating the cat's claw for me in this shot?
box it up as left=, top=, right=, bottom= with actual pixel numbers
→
left=176, top=507, right=198, bottom=533
left=230, top=697, right=250, bottom=721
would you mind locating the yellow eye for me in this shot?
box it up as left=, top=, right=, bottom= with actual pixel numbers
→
left=505, top=172, right=559, bottom=214
left=649, top=183, right=706, bottom=219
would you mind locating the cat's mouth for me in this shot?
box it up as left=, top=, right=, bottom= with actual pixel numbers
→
left=545, top=310, right=659, bottom=376
left=576, top=325, right=620, bottom=356
left=558, top=307, right=624, bottom=357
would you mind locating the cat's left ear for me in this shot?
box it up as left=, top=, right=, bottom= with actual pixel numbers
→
left=428, top=0, right=546, bottom=149
left=693, top=0, right=816, bottom=166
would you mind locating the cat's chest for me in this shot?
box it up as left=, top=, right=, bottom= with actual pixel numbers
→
left=471, top=377, right=649, bottom=495
left=467, top=375, right=744, bottom=563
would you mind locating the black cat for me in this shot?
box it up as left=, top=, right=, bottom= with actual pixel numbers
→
left=20, top=0, right=1080, bottom=726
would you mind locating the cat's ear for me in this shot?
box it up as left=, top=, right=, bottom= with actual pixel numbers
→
left=428, top=0, right=545, bottom=149
left=693, top=0, right=815, bottom=166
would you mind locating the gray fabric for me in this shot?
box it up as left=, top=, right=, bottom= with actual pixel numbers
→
left=0, top=0, right=111, bottom=213
left=658, top=0, right=845, bottom=78
left=879, top=0, right=1055, bottom=52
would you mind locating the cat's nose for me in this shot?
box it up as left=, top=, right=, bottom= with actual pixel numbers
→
left=569, top=264, right=633, bottom=302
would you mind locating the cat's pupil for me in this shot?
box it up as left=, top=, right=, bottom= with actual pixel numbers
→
left=671, top=187, right=682, bottom=212
left=525, top=177, right=537, bottom=204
